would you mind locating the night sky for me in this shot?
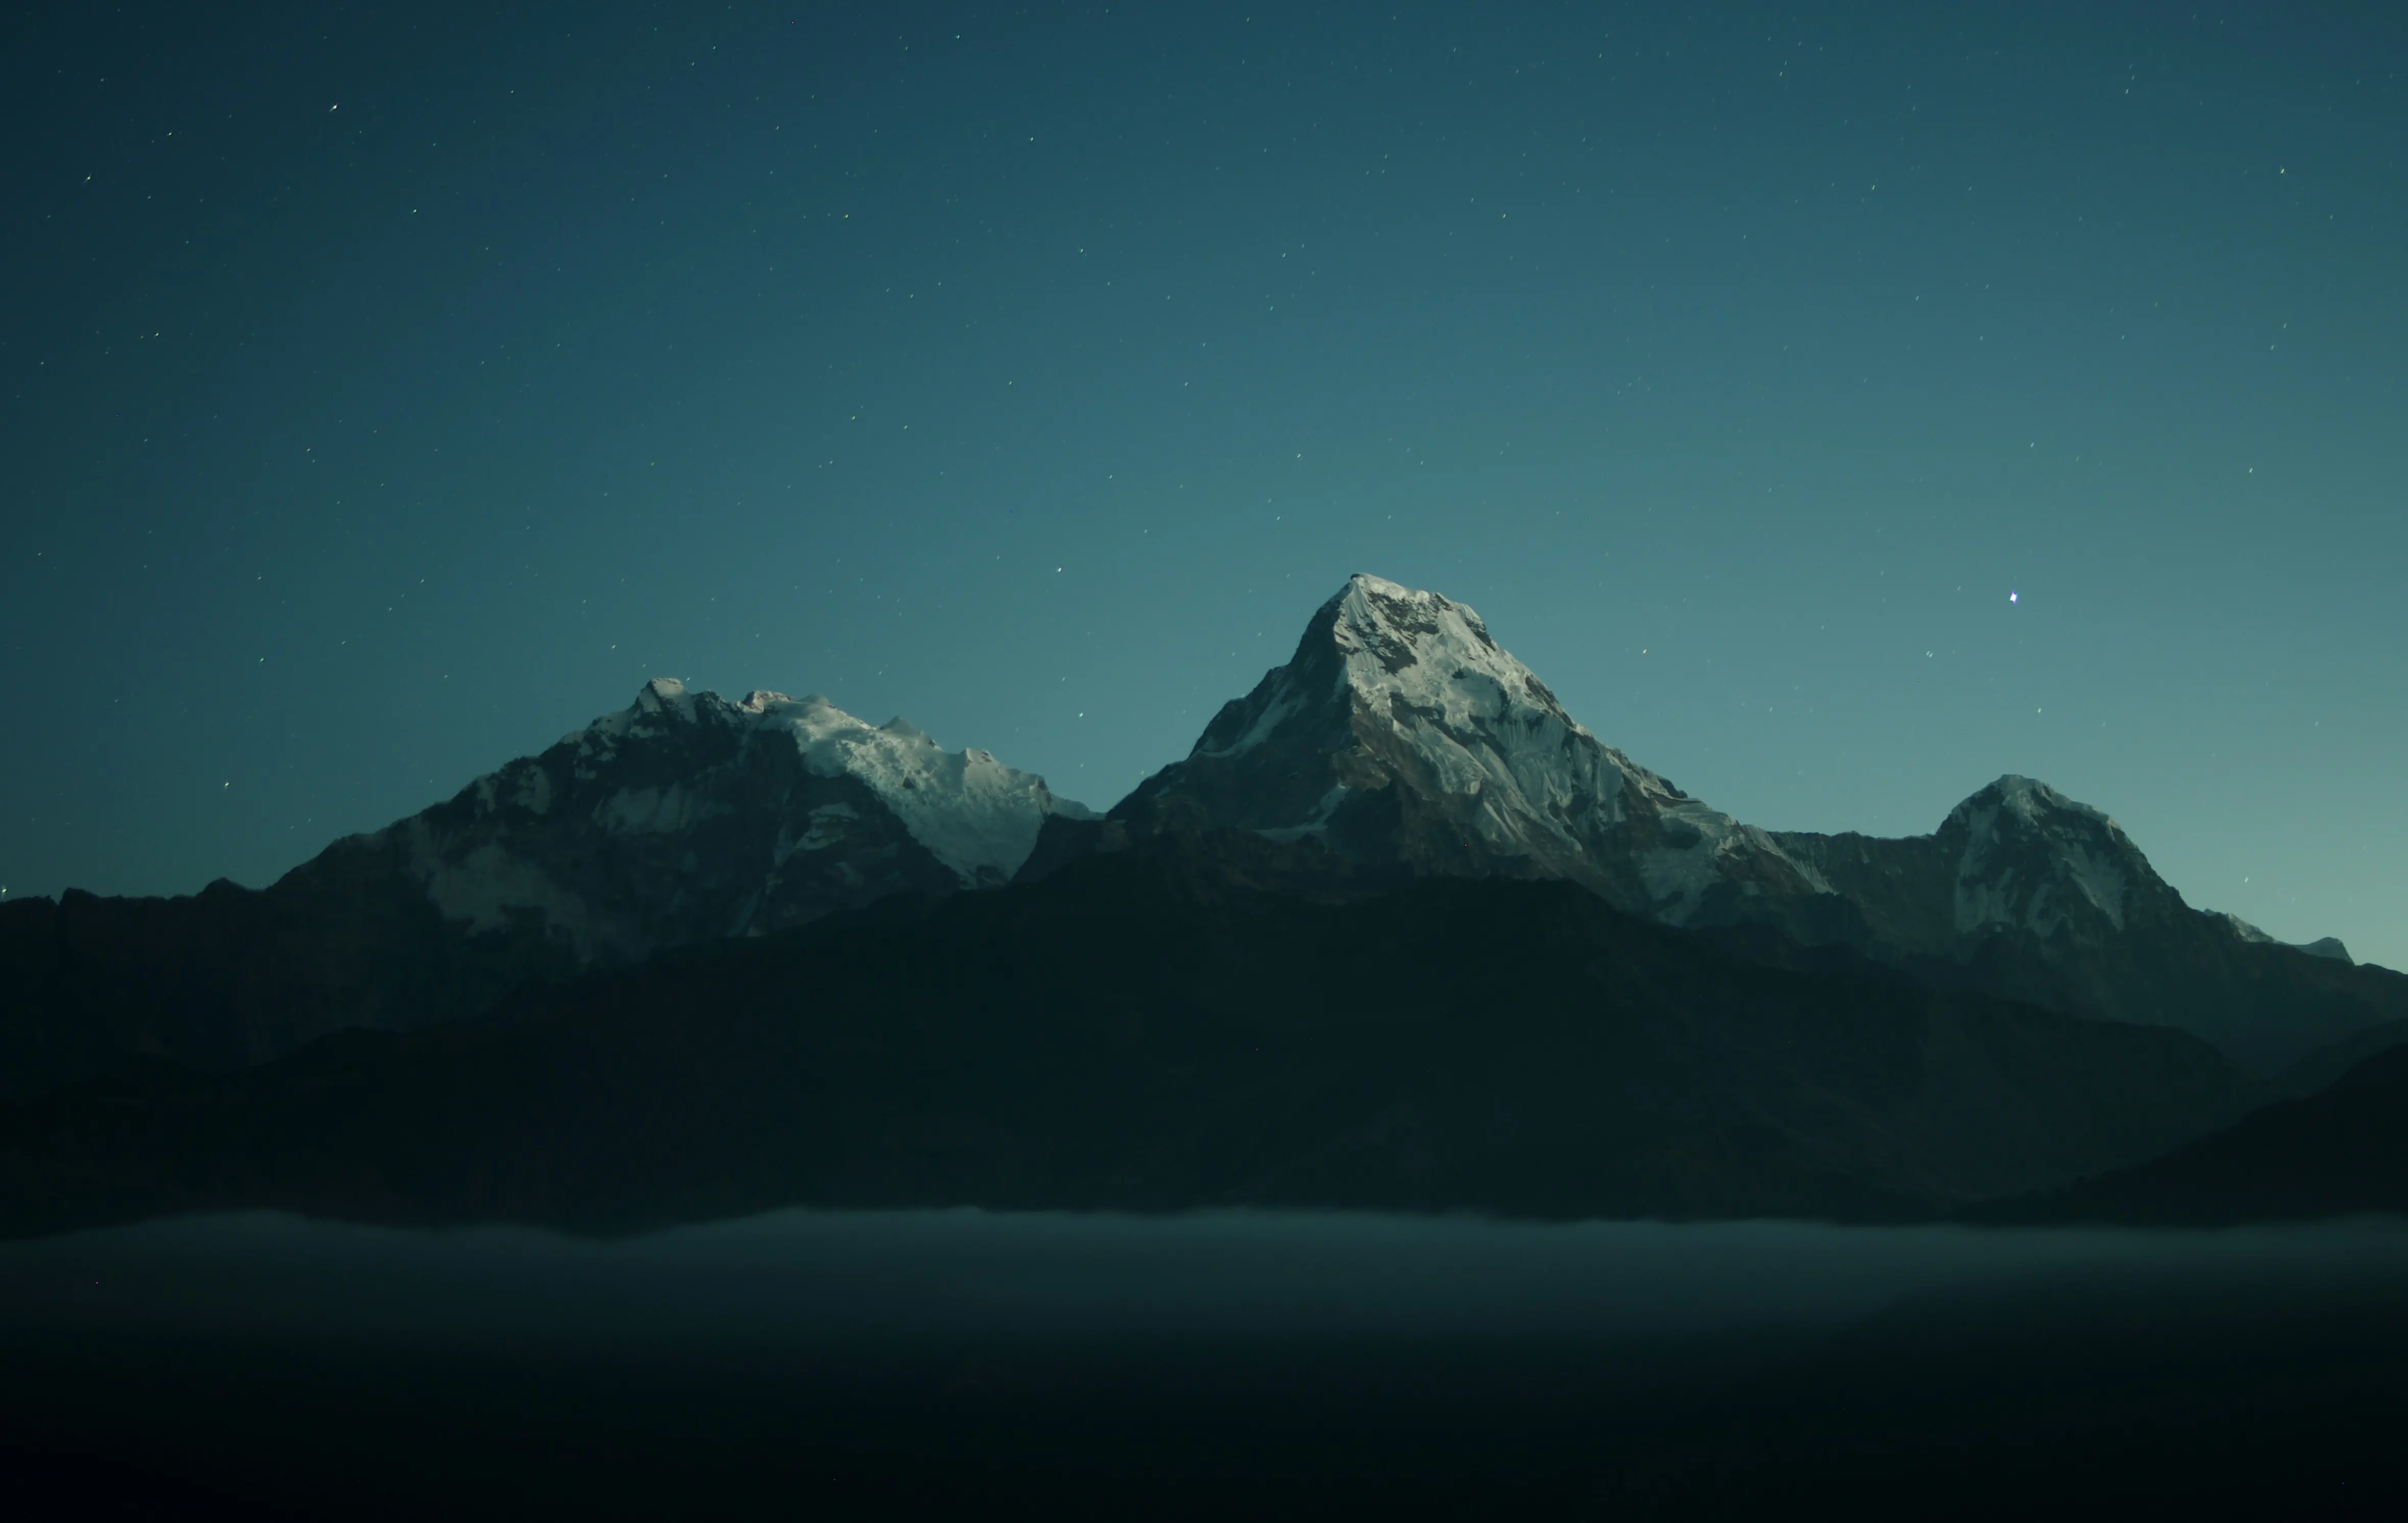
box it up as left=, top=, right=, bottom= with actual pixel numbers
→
left=6, top=3, right=2403, bottom=967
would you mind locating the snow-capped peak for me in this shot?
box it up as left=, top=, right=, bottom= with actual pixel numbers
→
left=1945, top=775, right=2150, bottom=938
left=1125, top=573, right=1823, bottom=925
left=634, top=675, right=700, bottom=718
left=581, top=675, right=712, bottom=743
left=392, top=680, right=1092, bottom=964
left=1193, top=574, right=1588, bottom=763
left=1323, top=571, right=1587, bottom=731
left=1945, top=774, right=2119, bottom=834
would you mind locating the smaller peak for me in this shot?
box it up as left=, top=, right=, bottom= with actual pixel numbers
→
left=634, top=677, right=699, bottom=718
left=1988, top=773, right=2059, bottom=802
left=738, top=689, right=794, bottom=713
left=880, top=716, right=933, bottom=743
left=1949, top=774, right=2114, bottom=830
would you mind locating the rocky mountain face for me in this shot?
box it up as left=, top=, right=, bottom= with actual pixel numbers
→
left=351, top=677, right=1091, bottom=963
left=1772, top=777, right=2395, bottom=1070
left=1107, top=574, right=1840, bottom=934
left=1104, top=575, right=2404, bottom=1071
left=0, top=681, right=1089, bottom=1095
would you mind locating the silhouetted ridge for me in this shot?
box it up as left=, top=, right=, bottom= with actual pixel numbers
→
left=1982, top=1041, right=2408, bottom=1225
left=0, top=837, right=2260, bottom=1238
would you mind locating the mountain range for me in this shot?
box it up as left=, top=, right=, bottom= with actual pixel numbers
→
left=4, top=573, right=2402, bottom=1229
left=1096, top=576, right=2392, bottom=1071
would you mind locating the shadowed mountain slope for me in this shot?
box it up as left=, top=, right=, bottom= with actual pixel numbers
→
left=0, top=836, right=2261, bottom=1238
left=1982, top=1041, right=2408, bottom=1226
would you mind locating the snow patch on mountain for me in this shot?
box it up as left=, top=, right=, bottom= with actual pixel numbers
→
left=1948, top=775, right=2136, bottom=938
left=407, top=829, right=610, bottom=946
left=2215, top=912, right=2354, bottom=965
left=1327, top=574, right=1563, bottom=729
left=1644, top=806, right=1817, bottom=910
left=2219, top=912, right=2280, bottom=946
left=542, top=678, right=1092, bottom=885
left=1328, top=576, right=1839, bottom=921
left=743, top=690, right=1098, bottom=885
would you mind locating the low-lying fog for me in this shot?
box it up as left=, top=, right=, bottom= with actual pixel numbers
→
left=8, top=1208, right=2408, bottom=1348
left=7, top=1211, right=2406, bottom=1515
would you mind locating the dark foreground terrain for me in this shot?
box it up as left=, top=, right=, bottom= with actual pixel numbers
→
left=0, top=839, right=2270, bottom=1237
left=1991, top=1039, right=2408, bottom=1225
left=4, top=1210, right=2405, bottom=1521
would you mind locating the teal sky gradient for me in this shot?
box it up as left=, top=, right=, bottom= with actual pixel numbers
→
left=5, top=2, right=2404, bottom=965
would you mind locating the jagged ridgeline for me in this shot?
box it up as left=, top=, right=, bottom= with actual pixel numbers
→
left=5, top=574, right=2402, bottom=1110
left=1, top=682, right=1093, bottom=1098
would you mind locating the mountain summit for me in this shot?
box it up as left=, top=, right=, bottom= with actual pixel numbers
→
left=1774, top=774, right=2176, bottom=962
left=1113, top=574, right=1831, bottom=928
left=398, top=677, right=1094, bottom=962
